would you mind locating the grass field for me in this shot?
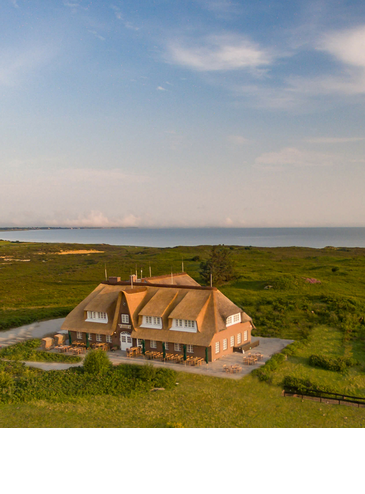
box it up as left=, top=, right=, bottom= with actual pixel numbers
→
left=1, top=239, right=365, bottom=427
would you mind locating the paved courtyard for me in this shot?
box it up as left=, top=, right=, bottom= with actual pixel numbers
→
left=0, top=318, right=293, bottom=379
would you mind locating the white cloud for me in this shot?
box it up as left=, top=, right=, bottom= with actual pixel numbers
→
left=157, top=86, right=167, bottom=91
left=321, top=25, right=365, bottom=68
left=10, top=0, right=19, bottom=8
left=46, top=211, right=142, bottom=228
left=166, top=34, right=273, bottom=72
left=255, top=147, right=335, bottom=168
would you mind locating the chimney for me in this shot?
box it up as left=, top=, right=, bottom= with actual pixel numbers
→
left=130, top=274, right=137, bottom=284
left=108, top=276, right=121, bottom=284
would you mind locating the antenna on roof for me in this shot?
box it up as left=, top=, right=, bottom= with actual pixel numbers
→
left=171, top=268, right=173, bottom=284
left=149, top=264, right=152, bottom=278
left=210, top=271, right=213, bottom=288
left=105, top=264, right=108, bottom=281
left=141, top=268, right=143, bottom=280
left=182, top=258, right=184, bottom=273
left=135, top=265, right=137, bottom=278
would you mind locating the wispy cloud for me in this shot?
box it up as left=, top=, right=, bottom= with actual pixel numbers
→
left=88, top=30, right=106, bottom=41
left=304, top=137, right=365, bottom=144
left=0, top=45, right=56, bottom=88
left=227, top=135, right=250, bottom=145
left=255, top=147, right=336, bottom=169
left=110, top=5, right=140, bottom=31
left=157, top=86, right=167, bottom=91
left=166, top=34, right=273, bottom=72
left=46, top=211, right=142, bottom=228
left=10, top=0, right=19, bottom=8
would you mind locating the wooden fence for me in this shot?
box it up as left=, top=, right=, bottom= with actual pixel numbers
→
left=283, top=388, right=365, bottom=408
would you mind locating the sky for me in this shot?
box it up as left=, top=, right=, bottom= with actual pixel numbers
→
left=1, top=0, right=365, bottom=228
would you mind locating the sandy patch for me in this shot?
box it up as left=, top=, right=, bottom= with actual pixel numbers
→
left=56, top=250, right=104, bottom=255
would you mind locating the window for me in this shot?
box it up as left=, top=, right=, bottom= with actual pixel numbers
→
left=164, top=342, right=169, bottom=350
left=106, top=335, right=112, bottom=343
left=150, top=340, right=157, bottom=349
left=223, top=338, right=228, bottom=351
left=121, top=314, right=129, bottom=324
left=174, top=343, right=181, bottom=352
left=237, top=333, right=242, bottom=345
left=77, top=332, right=82, bottom=340
left=230, top=335, right=235, bottom=347
left=226, top=313, right=241, bottom=327
left=215, top=341, right=220, bottom=354
left=187, top=344, right=194, bottom=353
left=88, top=333, right=92, bottom=341
left=244, top=330, right=248, bottom=342
left=86, top=311, right=108, bottom=324
left=96, top=334, right=102, bottom=342
left=171, top=319, right=197, bottom=333
left=141, top=316, right=162, bottom=329
left=137, top=339, right=143, bottom=347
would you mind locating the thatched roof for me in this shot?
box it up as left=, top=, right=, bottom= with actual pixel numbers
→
left=61, top=272, right=254, bottom=344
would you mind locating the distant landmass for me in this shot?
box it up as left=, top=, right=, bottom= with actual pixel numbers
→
left=0, top=227, right=102, bottom=232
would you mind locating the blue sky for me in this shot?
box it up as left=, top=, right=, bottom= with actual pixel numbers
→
left=1, top=0, right=365, bottom=227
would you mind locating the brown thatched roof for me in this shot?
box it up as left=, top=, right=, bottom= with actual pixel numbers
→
left=61, top=272, right=254, bottom=344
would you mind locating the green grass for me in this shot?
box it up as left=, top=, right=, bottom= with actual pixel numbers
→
left=2, top=240, right=365, bottom=426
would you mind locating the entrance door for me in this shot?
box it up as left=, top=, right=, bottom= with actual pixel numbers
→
left=120, top=332, right=133, bottom=351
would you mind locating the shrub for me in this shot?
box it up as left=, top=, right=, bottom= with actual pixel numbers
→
left=83, top=350, right=111, bottom=375
left=309, top=354, right=358, bottom=372
left=0, top=339, right=81, bottom=363
left=282, top=376, right=331, bottom=394
left=252, top=352, right=286, bottom=381
left=281, top=341, right=304, bottom=356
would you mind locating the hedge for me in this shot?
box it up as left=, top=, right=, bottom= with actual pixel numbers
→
left=308, top=354, right=358, bottom=372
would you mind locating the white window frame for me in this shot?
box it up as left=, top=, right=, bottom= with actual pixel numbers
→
left=76, top=332, right=83, bottom=340
left=137, top=339, right=143, bottom=347
left=226, top=313, right=241, bottom=327
left=88, top=333, right=92, bottom=341
left=150, top=340, right=157, bottom=349
left=215, top=341, right=220, bottom=354
left=96, top=334, right=102, bottom=342
left=223, top=338, right=228, bottom=351
left=187, top=344, right=194, bottom=354
left=85, top=311, right=108, bottom=324
left=106, top=335, right=112, bottom=343
left=237, top=333, right=242, bottom=345
left=230, top=335, right=235, bottom=348
left=121, top=314, right=129, bottom=324
left=164, top=342, right=169, bottom=350
left=171, top=318, right=197, bottom=333
left=244, top=330, right=248, bottom=342
left=174, top=343, right=181, bottom=352
left=141, top=316, right=162, bottom=329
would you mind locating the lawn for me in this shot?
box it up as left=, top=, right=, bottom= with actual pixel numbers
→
left=1, top=240, right=365, bottom=427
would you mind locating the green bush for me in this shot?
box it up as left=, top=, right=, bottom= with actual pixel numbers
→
left=83, top=350, right=111, bottom=375
left=0, top=339, right=81, bottom=363
left=281, top=341, right=304, bottom=356
left=309, top=354, right=358, bottom=372
left=282, top=376, right=331, bottom=394
left=252, top=352, right=286, bottom=381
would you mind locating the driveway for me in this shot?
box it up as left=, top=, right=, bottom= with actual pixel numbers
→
left=0, top=318, right=66, bottom=347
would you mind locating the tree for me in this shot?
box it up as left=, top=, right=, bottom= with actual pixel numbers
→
left=199, top=245, right=236, bottom=287
left=83, top=349, right=111, bottom=375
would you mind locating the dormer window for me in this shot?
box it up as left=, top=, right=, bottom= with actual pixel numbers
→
left=226, top=313, right=241, bottom=327
left=141, top=316, right=162, bottom=329
left=85, top=311, right=108, bottom=324
left=171, top=319, right=197, bottom=333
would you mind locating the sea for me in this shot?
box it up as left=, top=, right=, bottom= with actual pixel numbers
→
left=1, top=227, right=365, bottom=248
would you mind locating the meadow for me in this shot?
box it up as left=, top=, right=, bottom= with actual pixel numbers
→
left=1, top=239, right=365, bottom=427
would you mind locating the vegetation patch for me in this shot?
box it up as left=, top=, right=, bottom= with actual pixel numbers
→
left=308, top=354, right=358, bottom=372
left=0, top=360, right=177, bottom=405
left=251, top=353, right=286, bottom=382
left=0, top=339, right=81, bottom=363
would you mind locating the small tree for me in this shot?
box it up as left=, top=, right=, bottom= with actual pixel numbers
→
left=83, top=349, right=111, bottom=375
left=199, top=245, right=236, bottom=286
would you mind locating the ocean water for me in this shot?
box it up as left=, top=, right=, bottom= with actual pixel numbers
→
left=1, top=227, right=365, bottom=248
